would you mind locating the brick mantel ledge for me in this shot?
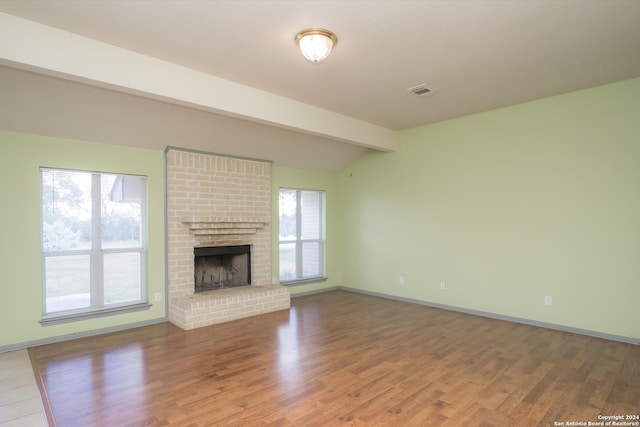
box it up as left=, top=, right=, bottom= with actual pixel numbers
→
left=182, top=217, right=269, bottom=236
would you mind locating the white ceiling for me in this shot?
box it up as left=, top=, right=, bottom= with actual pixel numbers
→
left=1, top=0, right=639, bottom=171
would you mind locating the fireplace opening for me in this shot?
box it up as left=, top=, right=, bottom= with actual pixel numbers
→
left=194, top=245, right=251, bottom=292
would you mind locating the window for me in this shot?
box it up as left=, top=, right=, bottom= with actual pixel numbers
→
left=41, top=168, right=147, bottom=321
left=279, top=188, right=325, bottom=283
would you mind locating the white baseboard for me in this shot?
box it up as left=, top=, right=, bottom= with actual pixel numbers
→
left=0, top=317, right=168, bottom=353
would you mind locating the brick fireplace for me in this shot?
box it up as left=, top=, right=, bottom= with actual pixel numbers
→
left=165, top=148, right=290, bottom=330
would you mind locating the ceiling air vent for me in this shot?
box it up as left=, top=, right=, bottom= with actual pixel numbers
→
left=406, top=83, right=433, bottom=96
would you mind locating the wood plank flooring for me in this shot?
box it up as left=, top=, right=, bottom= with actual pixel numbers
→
left=29, top=290, right=639, bottom=426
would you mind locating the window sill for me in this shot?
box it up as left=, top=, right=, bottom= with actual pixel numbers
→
left=281, top=277, right=328, bottom=287
left=40, top=302, right=152, bottom=326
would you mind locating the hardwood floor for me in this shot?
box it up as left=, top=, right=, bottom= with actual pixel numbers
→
left=29, top=290, right=639, bottom=427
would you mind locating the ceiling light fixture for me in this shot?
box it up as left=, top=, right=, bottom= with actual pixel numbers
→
left=295, top=28, right=338, bottom=63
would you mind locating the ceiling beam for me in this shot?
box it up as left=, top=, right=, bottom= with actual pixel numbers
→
left=0, top=12, right=397, bottom=152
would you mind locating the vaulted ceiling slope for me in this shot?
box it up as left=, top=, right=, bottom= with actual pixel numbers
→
left=1, top=1, right=639, bottom=171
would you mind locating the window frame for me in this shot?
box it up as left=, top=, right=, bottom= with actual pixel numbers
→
left=278, top=187, right=327, bottom=285
left=40, top=168, right=150, bottom=325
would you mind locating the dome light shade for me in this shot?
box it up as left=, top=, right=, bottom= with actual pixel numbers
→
left=295, top=28, right=338, bottom=63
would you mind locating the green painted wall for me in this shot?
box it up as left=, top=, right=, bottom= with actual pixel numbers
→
left=272, top=166, right=342, bottom=295
left=2, top=77, right=639, bottom=347
left=0, top=132, right=166, bottom=348
left=338, top=78, right=640, bottom=340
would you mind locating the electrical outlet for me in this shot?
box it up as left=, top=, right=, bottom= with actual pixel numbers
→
left=399, top=276, right=404, bottom=285
left=154, top=292, right=161, bottom=302
left=440, top=281, right=446, bottom=290
left=544, top=295, right=552, bottom=305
